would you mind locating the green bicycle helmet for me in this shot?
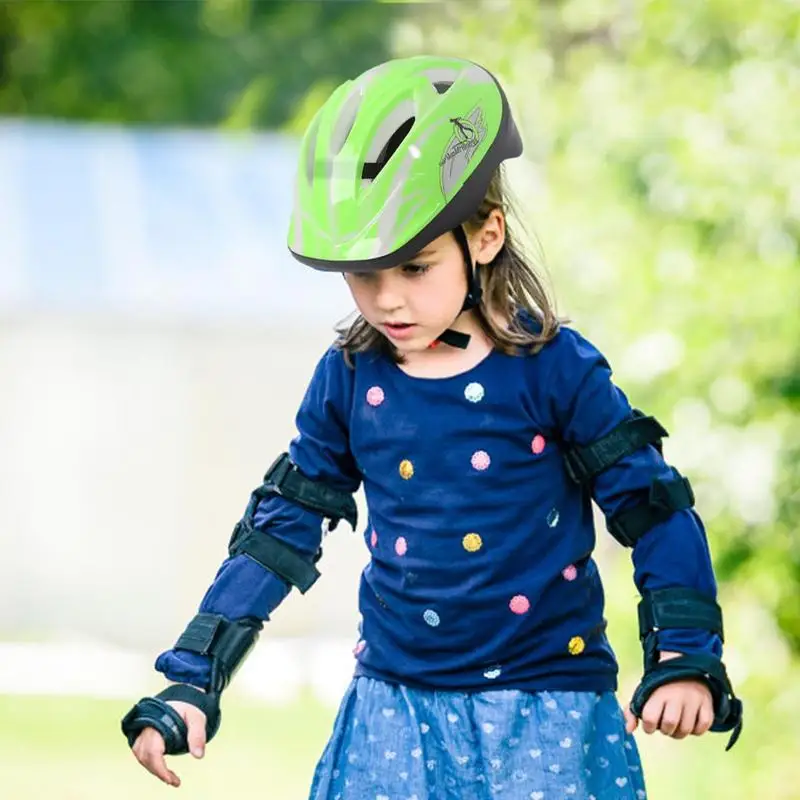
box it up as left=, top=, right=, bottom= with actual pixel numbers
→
left=287, top=55, right=523, bottom=346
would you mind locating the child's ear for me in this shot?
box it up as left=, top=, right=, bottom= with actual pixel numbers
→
left=473, top=209, right=506, bottom=265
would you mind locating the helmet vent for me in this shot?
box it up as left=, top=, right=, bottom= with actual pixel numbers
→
left=433, top=81, right=453, bottom=95
left=361, top=117, right=415, bottom=181
left=304, top=115, right=321, bottom=184
left=330, top=86, right=364, bottom=156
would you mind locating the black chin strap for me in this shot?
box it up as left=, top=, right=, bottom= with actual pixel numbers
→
left=433, top=226, right=480, bottom=350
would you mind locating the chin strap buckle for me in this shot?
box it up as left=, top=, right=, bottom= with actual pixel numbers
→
left=434, top=328, right=471, bottom=349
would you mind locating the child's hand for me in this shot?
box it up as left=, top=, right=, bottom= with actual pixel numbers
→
left=623, top=651, right=714, bottom=740
left=131, top=699, right=208, bottom=788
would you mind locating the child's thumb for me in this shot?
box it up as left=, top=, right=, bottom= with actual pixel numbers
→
left=185, top=710, right=207, bottom=759
left=623, top=703, right=639, bottom=735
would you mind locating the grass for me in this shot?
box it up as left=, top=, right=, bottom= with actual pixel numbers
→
left=3, top=661, right=800, bottom=800
left=0, top=693, right=334, bottom=800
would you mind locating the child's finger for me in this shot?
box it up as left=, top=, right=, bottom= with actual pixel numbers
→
left=623, top=703, right=639, bottom=734
left=132, top=729, right=181, bottom=787
left=693, top=699, right=715, bottom=736
left=141, top=750, right=181, bottom=787
left=640, top=695, right=664, bottom=735
left=673, top=697, right=701, bottom=739
left=672, top=701, right=700, bottom=739
left=657, top=698, right=683, bottom=738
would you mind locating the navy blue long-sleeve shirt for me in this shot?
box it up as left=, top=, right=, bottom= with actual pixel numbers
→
left=156, top=327, right=721, bottom=692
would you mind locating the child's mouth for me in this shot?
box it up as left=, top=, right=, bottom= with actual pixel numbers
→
left=384, top=323, right=416, bottom=340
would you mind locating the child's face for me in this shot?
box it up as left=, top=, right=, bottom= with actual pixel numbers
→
left=343, top=212, right=505, bottom=353
left=343, top=231, right=472, bottom=353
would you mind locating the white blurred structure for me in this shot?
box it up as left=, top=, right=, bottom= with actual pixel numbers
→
left=0, top=119, right=366, bottom=700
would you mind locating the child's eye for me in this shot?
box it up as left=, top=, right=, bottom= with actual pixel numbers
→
left=402, top=262, right=430, bottom=276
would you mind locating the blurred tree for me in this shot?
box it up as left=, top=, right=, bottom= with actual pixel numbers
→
left=1, top=0, right=796, bottom=648
left=392, top=0, right=800, bottom=647
left=0, top=0, right=405, bottom=128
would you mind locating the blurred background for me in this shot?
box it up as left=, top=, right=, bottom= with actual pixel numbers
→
left=0, top=0, right=797, bottom=798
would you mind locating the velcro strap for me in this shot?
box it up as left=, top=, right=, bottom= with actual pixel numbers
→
left=157, top=684, right=221, bottom=743
left=230, top=521, right=321, bottom=593
left=121, top=696, right=189, bottom=754
left=638, top=588, right=724, bottom=641
left=564, top=410, right=667, bottom=484
left=630, top=652, right=743, bottom=751
left=120, top=686, right=223, bottom=756
left=174, top=613, right=262, bottom=691
left=175, top=612, right=221, bottom=655
left=607, top=469, right=695, bottom=547
left=260, top=453, right=358, bottom=530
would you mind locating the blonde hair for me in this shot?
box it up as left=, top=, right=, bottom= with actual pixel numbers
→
left=335, top=166, right=561, bottom=364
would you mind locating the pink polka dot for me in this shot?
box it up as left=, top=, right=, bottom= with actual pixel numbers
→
left=531, top=434, right=546, bottom=455
left=353, top=640, right=366, bottom=656
left=509, top=594, right=531, bottom=615
left=370, top=529, right=378, bottom=548
left=471, top=450, right=491, bottom=471
left=562, top=564, right=578, bottom=581
left=366, top=386, right=385, bottom=407
left=395, top=537, right=408, bottom=556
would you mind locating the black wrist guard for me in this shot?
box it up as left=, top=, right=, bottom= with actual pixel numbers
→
left=630, top=587, right=743, bottom=750
left=121, top=684, right=221, bottom=756
left=630, top=651, right=743, bottom=750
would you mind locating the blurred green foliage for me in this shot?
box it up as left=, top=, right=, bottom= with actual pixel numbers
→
left=1, top=1, right=798, bottom=796
left=396, top=0, right=800, bottom=648
left=390, top=3, right=800, bottom=790
left=0, top=0, right=404, bottom=129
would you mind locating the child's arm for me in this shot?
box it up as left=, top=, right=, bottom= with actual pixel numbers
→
left=542, top=327, right=742, bottom=748
left=154, top=345, right=360, bottom=687
left=121, top=346, right=361, bottom=780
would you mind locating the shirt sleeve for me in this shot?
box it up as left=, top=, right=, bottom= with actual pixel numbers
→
left=155, top=345, right=362, bottom=689
left=541, top=327, right=722, bottom=659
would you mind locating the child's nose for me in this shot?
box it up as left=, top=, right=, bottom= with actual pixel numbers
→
left=373, top=274, right=404, bottom=312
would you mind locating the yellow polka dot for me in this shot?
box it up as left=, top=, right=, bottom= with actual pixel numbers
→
left=568, top=636, right=585, bottom=656
left=399, top=459, right=414, bottom=480
left=462, top=533, right=483, bottom=552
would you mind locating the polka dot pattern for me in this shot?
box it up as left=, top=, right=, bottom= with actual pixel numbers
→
left=423, top=609, right=440, bottom=627
left=509, top=595, right=531, bottom=615
left=366, top=386, right=385, bottom=407
left=568, top=636, right=585, bottom=655
left=462, top=533, right=482, bottom=552
left=357, top=363, right=604, bottom=686
left=471, top=450, right=491, bottom=471
left=464, top=382, right=485, bottom=403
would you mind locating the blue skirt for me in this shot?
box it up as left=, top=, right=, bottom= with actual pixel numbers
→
left=309, top=677, right=647, bottom=800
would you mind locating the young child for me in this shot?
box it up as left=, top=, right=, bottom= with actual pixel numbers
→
left=122, top=56, right=742, bottom=799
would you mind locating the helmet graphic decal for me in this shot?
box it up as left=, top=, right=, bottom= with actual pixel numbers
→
left=450, top=116, right=478, bottom=143
left=439, top=107, right=487, bottom=198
